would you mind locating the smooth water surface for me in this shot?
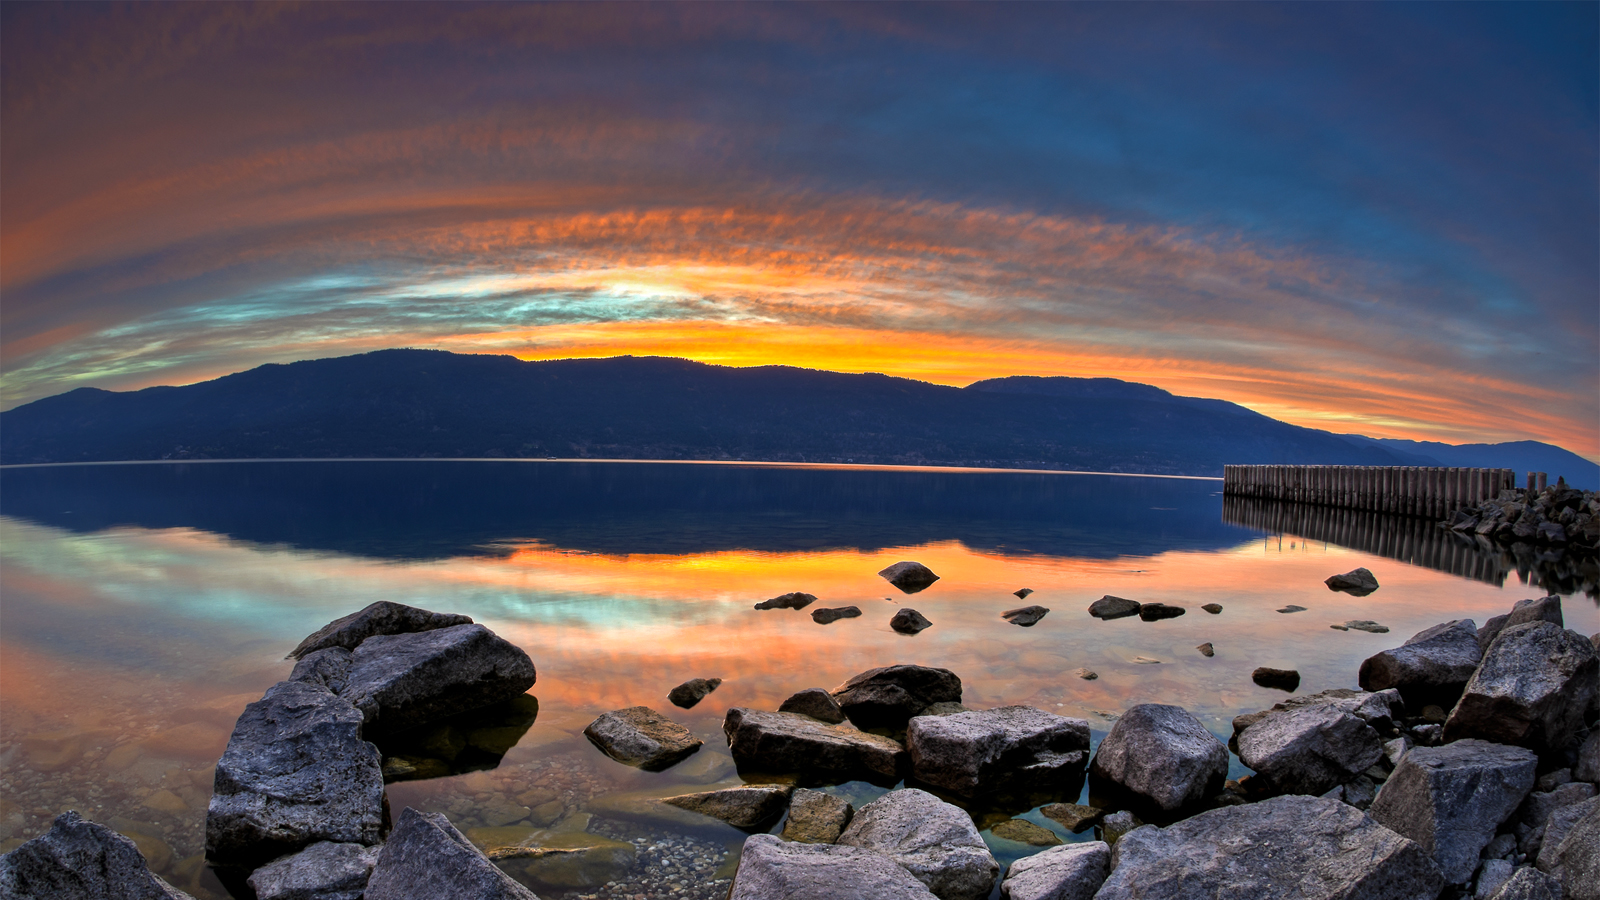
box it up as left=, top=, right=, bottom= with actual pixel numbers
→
left=2, top=461, right=1593, bottom=898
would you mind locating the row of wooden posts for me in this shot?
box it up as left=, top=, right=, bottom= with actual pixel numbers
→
left=1221, top=464, right=1530, bottom=520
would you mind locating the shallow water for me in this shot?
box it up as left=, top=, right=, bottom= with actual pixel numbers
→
left=1, top=461, right=1594, bottom=898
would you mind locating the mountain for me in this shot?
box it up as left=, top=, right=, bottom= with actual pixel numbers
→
left=0, top=349, right=1582, bottom=481
left=1337, top=435, right=1597, bottom=490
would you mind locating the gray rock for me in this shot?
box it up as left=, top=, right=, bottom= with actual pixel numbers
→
left=729, top=833, right=937, bottom=900
left=341, top=623, right=537, bottom=735
left=1252, top=667, right=1301, bottom=692
left=1087, top=596, right=1140, bottom=619
left=1237, top=701, right=1385, bottom=796
left=1324, top=774, right=1379, bottom=810
left=583, top=706, right=703, bottom=771
left=1487, top=867, right=1562, bottom=900
left=1577, top=730, right=1600, bottom=784
left=1537, top=769, right=1573, bottom=792
left=1095, top=795, right=1442, bottom=900
left=1359, top=619, right=1482, bottom=705
left=755, top=592, right=817, bottom=610
left=998, top=841, right=1109, bottom=900
left=206, top=680, right=385, bottom=868
left=1088, top=703, right=1228, bottom=813
left=1474, top=858, right=1514, bottom=899
left=1516, top=782, right=1596, bottom=856
left=1368, top=738, right=1538, bottom=884
left=1327, top=567, right=1381, bottom=595
left=288, top=601, right=474, bottom=660
left=780, top=789, right=853, bottom=843
left=1231, top=688, right=1404, bottom=741
left=247, top=841, right=381, bottom=900
left=364, top=808, right=537, bottom=900
left=1483, top=833, right=1518, bottom=860
left=667, top=677, right=722, bottom=709
left=724, top=708, right=906, bottom=780
left=1478, top=597, right=1564, bottom=656
left=1014, top=588, right=1034, bottom=599
left=1139, top=603, right=1186, bottom=621
left=1039, top=803, right=1103, bottom=833
left=907, top=706, right=1089, bottom=798
left=662, top=785, right=792, bottom=829
left=831, top=665, right=962, bottom=731
left=891, top=609, right=934, bottom=635
left=1001, top=606, right=1049, bottom=627
left=879, top=561, right=941, bottom=593
left=288, top=647, right=355, bottom=695
left=778, top=688, right=846, bottom=724
left=1544, top=801, right=1600, bottom=900
left=0, top=811, right=194, bottom=900
left=812, top=606, right=862, bottom=624
left=1443, top=622, right=1599, bottom=753
left=1535, top=795, right=1600, bottom=878
left=838, top=788, right=999, bottom=900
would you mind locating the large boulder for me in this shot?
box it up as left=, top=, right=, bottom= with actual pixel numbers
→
left=907, top=706, right=1089, bottom=797
left=729, top=834, right=937, bottom=900
left=247, top=841, right=381, bottom=900
left=879, top=561, right=940, bottom=593
left=1236, top=701, right=1385, bottom=796
left=1094, top=795, right=1442, bottom=900
left=1443, top=622, right=1599, bottom=753
left=584, top=706, right=703, bottom=771
left=1358, top=619, right=1482, bottom=706
left=1368, top=739, right=1538, bottom=884
left=998, top=841, right=1109, bottom=900
left=1089, top=704, right=1228, bottom=813
left=364, top=808, right=536, bottom=900
left=341, top=624, right=537, bottom=736
left=780, top=789, right=853, bottom=843
left=831, top=665, right=963, bottom=731
left=662, top=785, right=792, bottom=829
left=837, top=789, right=999, bottom=900
left=206, top=680, right=386, bottom=868
left=288, top=602, right=474, bottom=660
left=0, top=811, right=195, bottom=900
left=724, top=708, right=906, bottom=781
left=1477, top=596, right=1564, bottom=656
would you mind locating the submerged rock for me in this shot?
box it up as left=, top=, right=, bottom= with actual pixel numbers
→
left=838, top=789, right=999, bottom=900
left=662, top=785, right=793, bottom=829
left=584, top=706, right=703, bottom=771
left=754, top=592, right=817, bottom=610
left=724, top=708, right=906, bottom=780
left=831, top=665, right=962, bottom=731
left=1337, top=620, right=1391, bottom=633
left=1088, top=596, right=1140, bottom=620
left=1001, top=606, right=1050, bottom=627
left=1088, top=703, right=1228, bottom=813
left=879, top=561, right=941, bottom=593
left=998, top=841, right=1109, bottom=900
left=989, top=819, right=1061, bottom=846
left=490, top=830, right=635, bottom=890
left=288, top=601, right=473, bottom=660
left=1252, top=667, right=1301, bottom=692
left=364, top=808, right=536, bottom=900
left=667, top=677, right=722, bottom=710
left=780, top=789, right=853, bottom=844
left=1040, top=803, right=1103, bottom=833
left=1072, top=668, right=1098, bottom=680
left=907, top=706, right=1089, bottom=797
left=777, top=688, right=846, bottom=724
left=341, top=624, right=537, bottom=736
left=0, top=810, right=195, bottom=900
left=1443, top=621, right=1599, bottom=753
left=247, top=841, right=381, bottom=900
left=1359, top=619, right=1482, bottom=706
left=1326, top=567, right=1380, bottom=596
left=890, top=609, right=934, bottom=635
left=812, top=606, right=862, bottom=624
left=729, top=833, right=936, bottom=900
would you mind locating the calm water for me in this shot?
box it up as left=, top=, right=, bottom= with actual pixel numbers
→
left=1, top=461, right=1594, bottom=898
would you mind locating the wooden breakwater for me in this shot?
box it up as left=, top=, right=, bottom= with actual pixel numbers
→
left=1222, top=465, right=1516, bottom=519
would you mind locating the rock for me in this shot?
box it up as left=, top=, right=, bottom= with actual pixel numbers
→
left=1202, top=603, right=1224, bottom=614
left=288, top=602, right=473, bottom=661
left=667, top=677, right=722, bottom=709
left=778, top=688, right=846, bottom=724
left=998, top=842, right=1109, bottom=900
left=583, top=706, right=703, bottom=771
left=1368, top=739, right=1539, bottom=883
left=1487, top=867, right=1562, bottom=900
left=288, top=648, right=356, bottom=695
left=1098, top=810, right=1143, bottom=846
left=1001, top=606, right=1049, bottom=627
left=1474, top=858, right=1514, bottom=898
left=838, top=788, right=999, bottom=900
left=1133, top=656, right=1163, bottom=665
left=724, top=708, right=907, bottom=780
left=1537, top=769, right=1572, bottom=792
left=1196, top=642, right=1214, bottom=657
left=729, top=833, right=937, bottom=899
left=907, top=706, right=1089, bottom=797
left=812, top=606, right=862, bottom=624
left=1324, top=774, right=1379, bottom=810
left=247, top=841, right=381, bottom=900
left=1443, top=622, right=1599, bottom=753
left=1576, top=730, right=1600, bottom=784
left=1040, top=803, right=1103, bottom=832
left=1326, top=567, right=1380, bottom=596
left=831, top=665, right=962, bottom=731
left=1252, top=667, right=1301, bottom=692
left=341, top=624, right=537, bottom=735
left=0, top=811, right=194, bottom=900
left=891, top=609, right=934, bottom=634
left=1014, top=588, right=1034, bottom=599
left=1088, top=596, right=1141, bottom=620
left=1096, top=795, right=1442, bottom=900
left=364, top=808, right=536, bottom=900
left=879, top=561, right=941, bottom=593
left=1237, top=701, right=1385, bottom=796
left=1231, top=688, right=1403, bottom=741
left=1518, top=782, right=1596, bottom=856
left=1278, top=605, right=1308, bottom=614
left=1540, top=799, right=1600, bottom=899
left=488, top=831, right=635, bottom=889
left=1478, top=597, right=1564, bottom=655
left=989, top=819, right=1061, bottom=846
left=662, top=785, right=792, bottom=829
left=1338, top=620, right=1391, bottom=633
left=1088, top=703, right=1229, bottom=813
left=1139, top=603, right=1186, bottom=621
left=1535, top=795, right=1599, bottom=878
left=206, top=680, right=385, bottom=868
left=755, top=592, right=818, bottom=610
left=1483, top=833, right=1517, bottom=860
left=1359, top=619, right=1482, bottom=706
left=1072, top=668, right=1098, bottom=680
left=780, top=789, right=853, bottom=843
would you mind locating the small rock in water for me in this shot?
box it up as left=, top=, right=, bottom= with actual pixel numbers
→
left=890, top=608, right=933, bottom=635
left=754, top=592, right=817, bottom=610
left=990, top=818, right=1062, bottom=846
left=1325, top=567, right=1380, bottom=596
left=1332, top=620, right=1390, bottom=633
left=668, top=677, right=722, bottom=709
left=583, top=706, right=703, bottom=771
left=1202, top=603, right=1224, bottom=614
left=1001, top=605, right=1050, bottom=627
left=1040, top=802, right=1104, bottom=832
left=778, top=688, right=847, bottom=724
left=1139, top=602, right=1186, bottom=621
left=662, top=785, right=793, bottom=829
left=1132, top=656, right=1162, bottom=665
left=878, top=561, right=941, bottom=594
left=812, top=606, right=862, bottom=624
left=1088, top=596, right=1141, bottom=620
left=1197, top=643, right=1215, bottom=657
left=1252, top=667, right=1301, bottom=692
left=1073, top=668, right=1099, bottom=680
left=1277, top=605, right=1308, bottom=614
left=1014, top=588, right=1035, bottom=599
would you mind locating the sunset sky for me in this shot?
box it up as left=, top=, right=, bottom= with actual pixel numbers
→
left=3, top=2, right=1595, bottom=456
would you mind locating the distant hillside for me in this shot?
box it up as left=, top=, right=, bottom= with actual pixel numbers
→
left=0, top=350, right=1579, bottom=480
left=1338, top=435, right=1597, bottom=490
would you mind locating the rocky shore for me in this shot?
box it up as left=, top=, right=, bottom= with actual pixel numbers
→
left=1443, top=484, right=1600, bottom=598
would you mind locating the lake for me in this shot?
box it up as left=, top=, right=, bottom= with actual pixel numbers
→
left=1, top=460, right=1593, bottom=899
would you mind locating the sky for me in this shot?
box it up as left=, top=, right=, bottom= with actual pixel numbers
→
left=2, top=2, right=1596, bottom=457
